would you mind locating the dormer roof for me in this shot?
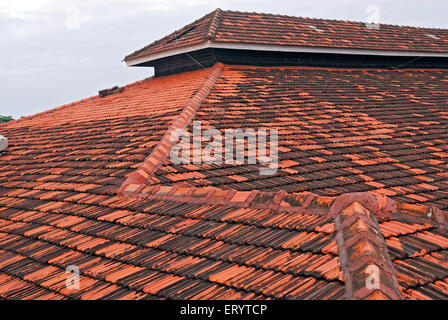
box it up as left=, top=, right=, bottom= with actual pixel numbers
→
left=125, top=9, right=448, bottom=66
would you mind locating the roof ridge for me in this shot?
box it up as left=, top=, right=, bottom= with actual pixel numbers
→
left=121, top=183, right=448, bottom=231
left=118, top=62, right=224, bottom=193
left=205, top=8, right=222, bottom=41
left=125, top=9, right=217, bottom=61
left=219, top=9, right=448, bottom=30
left=335, top=201, right=402, bottom=299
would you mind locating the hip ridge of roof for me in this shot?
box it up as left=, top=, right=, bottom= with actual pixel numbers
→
left=118, top=62, right=224, bottom=194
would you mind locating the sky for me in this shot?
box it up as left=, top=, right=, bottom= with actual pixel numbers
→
left=1, top=0, right=447, bottom=119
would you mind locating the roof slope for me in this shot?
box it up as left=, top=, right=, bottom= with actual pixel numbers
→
left=1, top=63, right=447, bottom=300
left=128, top=65, right=448, bottom=211
left=118, top=64, right=448, bottom=300
left=125, top=9, right=448, bottom=62
left=0, top=65, right=346, bottom=300
left=4, top=68, right=212, bottom=129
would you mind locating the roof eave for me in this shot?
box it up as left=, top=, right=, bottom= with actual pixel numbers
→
left=125, top=41, right=448, bottom=67
left=125, top=41, right=213, bottom=66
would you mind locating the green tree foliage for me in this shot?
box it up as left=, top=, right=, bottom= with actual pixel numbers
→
left=0, top=116, right=13, bottom=124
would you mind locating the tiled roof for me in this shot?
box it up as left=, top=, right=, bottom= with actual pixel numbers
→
left=1, top=62, right=447, bottom=300
left=125, top=9, right=448, bottom=62
left=127, top=65, right=448, bottom=210
left=5, top=68, right=212, bottom=129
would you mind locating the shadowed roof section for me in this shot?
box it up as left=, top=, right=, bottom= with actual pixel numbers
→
left=125, top=9, right=448, bottom=64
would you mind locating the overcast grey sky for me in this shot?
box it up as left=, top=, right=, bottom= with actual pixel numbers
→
left=1, top=0, right=447, bottom=119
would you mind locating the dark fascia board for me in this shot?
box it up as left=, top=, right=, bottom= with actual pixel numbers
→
left=125, top=41, right=448, bottom=66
